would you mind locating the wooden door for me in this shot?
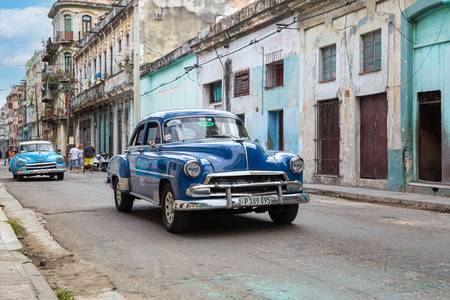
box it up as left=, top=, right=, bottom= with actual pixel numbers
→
left=360, top=93, right=388, bottom=179
left=317, top=99, right=340, bottom=175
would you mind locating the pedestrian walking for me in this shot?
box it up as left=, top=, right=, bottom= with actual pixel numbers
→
left=78, top=144, right=84, bottom=171
left=4, top=148, right=8, bottom=166
left=83, top=143, right=95, bottom=173
left=69, top=145, right=80, bottom=171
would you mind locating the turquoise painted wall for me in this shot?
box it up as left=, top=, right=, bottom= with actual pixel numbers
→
left=247, top=54, right=301, bottom=155
left=399, top=0, right=450, bottom=191
left=140, top=54, right=201, bottom=120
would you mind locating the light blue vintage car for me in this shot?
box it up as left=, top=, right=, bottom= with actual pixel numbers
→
left=106, top=109, right=309, bottom=232
left=9, top=141, right=65, bottom=181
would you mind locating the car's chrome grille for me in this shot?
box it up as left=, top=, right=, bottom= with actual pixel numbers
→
left=26, top=162, right=57, bottom=170
left=208, top=173, right=287, bottom=195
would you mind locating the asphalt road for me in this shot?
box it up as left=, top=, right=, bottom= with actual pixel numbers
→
left=1, top=166, right=449, bottom=300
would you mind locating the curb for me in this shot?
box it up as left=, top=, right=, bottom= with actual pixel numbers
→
left=0, top=185, right=58, bottom=300
left=304, top=187, right=450, bottom=213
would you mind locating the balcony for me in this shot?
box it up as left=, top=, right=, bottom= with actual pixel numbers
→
left=71, top=81, right=105, bottom=111
left=105, top=70, right=132, bottom=93
left=55, top=31, right=74, bottom=43
left=41, top=107, right=67, bottom=122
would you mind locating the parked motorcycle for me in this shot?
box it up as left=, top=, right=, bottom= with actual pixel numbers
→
left=93, top=153, right=110, bottom=172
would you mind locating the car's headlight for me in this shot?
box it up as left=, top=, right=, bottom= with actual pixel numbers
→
left=289, top=157, right=304, bottom=173
left=184, top=160, right=201, bottom=178
left=18, top=160, right=25, bottom=167
left=57, top=157, right=64, bottom=164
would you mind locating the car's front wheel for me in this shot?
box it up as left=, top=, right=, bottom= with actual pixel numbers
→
left=57, top=173, right=64, bottom=181
left=268, top=204, right=299, bottom=224
left=161, top=183, right=190, bottom=233
left=17, top=175, right=24, bottom=181
left=114, top=179, right=134, bottom=212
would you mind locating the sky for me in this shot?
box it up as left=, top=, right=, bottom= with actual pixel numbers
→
left=0, top=0, right=54, bottom=106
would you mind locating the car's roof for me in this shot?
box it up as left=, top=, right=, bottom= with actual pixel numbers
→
left=141, top=109, right=237, bottom=123
left=19, top=140, right=52, bottom=146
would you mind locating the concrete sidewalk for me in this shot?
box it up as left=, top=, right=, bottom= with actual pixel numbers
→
left=0, top=200, right=56, bottom=299
left=304, top=183, right=450, bottom=213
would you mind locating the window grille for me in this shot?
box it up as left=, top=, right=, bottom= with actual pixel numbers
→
left=234, top=69, right=250, bottom=97
left=361, top=30, right=381, bottom=73
left=320, top=45, right=336, bottom=81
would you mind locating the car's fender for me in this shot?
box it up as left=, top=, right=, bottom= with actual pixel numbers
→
left=107, top=155, right=131, bottom=192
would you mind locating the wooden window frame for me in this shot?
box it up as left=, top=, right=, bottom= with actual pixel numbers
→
left=361, top=30, right=382, bottom=74
left=234, top=69, right=250, bottom=97
left=320, top=44, right=336, bottom=82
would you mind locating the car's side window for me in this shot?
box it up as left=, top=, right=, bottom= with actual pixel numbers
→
left=146, top=122, right=161, bottom=146
left=131, top=124, right=145, bottom=146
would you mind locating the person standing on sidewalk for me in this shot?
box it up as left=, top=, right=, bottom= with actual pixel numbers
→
left=69, top=145, right=80, bottom=171
left=83, top=143, right=95, bottom=173
left=78, top=144, right=84, bottom=172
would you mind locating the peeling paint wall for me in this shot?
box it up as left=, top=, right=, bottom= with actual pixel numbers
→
left=197, top=15, right=301, bottom=154
left=140, top=54, right=202, bottom=118
left=139, top=0, right=253, bottom=64
left=300, top=0, right=406, bottom=190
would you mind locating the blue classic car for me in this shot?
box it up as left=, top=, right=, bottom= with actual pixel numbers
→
left=9, top=141, right=65, bottom=181
left=106, top=109, right=309, bottom=232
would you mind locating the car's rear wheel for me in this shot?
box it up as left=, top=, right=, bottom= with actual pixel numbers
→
left=114, top=178, right=134, bottom=212
left=57, top=173, right=64, bottom=181
left=161, top=183, right=190, bottom=233
left=268, top=204, right=299, bottom=224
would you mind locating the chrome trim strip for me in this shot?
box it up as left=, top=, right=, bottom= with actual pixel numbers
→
left=130, top=192, right=159, bottom=205
left=17, top=168, right=65, bottom=175
left=243, top=143, right=249, bottom=171
left=173, top=192, right=310, bottom=211
left=204, top=170, right=288, bottom=184
left=129, top=168, right=174, bottom=178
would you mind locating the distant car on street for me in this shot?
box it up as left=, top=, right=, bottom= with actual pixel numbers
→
left=106, top=109, right=309, bottom=232
left=9, top=141, right=65, bottom=181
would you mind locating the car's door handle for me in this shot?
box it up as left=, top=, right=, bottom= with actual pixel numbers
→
left=136, top=147, right=145, bottom=153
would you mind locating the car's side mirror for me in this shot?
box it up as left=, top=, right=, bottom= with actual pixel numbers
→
left=56, top=149, right=61, bottom=154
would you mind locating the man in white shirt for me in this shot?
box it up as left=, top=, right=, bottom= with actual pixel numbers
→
left=69, top=145, right=80, bottom=171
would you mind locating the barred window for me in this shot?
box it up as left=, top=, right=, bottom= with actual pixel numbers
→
left=234, top=69, right=250, bottom=97
left=265, top=60, right=284, bottom=89
left=361, top=30, right=381, bottom=73
left=320, top=45, right=336, bottom=82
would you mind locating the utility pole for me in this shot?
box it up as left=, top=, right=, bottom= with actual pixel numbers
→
left=132, top=2, right=140, bottom=128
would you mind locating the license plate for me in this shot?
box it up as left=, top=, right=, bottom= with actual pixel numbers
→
left=239, top=196, right=272, bottom=206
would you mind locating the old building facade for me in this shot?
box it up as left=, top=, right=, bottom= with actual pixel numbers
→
left=42, top=0, right=113, bottom=155
left=24, top=51, right=45, bottom=141
left=72, top=0, right=134, bottom=155
left=399, top=0, right=450, bottom=194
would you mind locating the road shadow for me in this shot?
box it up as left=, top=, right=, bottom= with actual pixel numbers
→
left=129, top=204, right=302, bottom=237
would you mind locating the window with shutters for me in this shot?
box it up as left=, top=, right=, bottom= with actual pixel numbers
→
left=234, top=69, right=250, bottom=97
left=320, top=45, right=336, bottom=82
left=361, top=30, right=382, bottom=73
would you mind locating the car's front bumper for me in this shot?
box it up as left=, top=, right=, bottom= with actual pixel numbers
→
left=173, top=192, right=310, bottom=211
left=17, top=168, right=65, bottom=175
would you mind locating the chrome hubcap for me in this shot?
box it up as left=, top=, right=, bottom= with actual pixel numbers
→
left=165, top=192, right=174, bottom=224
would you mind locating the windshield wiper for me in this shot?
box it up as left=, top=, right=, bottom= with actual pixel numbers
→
left=211, top=134, right=235, bottom=139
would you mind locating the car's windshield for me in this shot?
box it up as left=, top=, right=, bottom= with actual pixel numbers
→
left=20, top=144, right=54, bottom=153
left=163, top=116, right=249, bottom=143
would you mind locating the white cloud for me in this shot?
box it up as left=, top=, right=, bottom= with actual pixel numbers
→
left=0, top=7, right=51, bottom=39
left=0, top=7, right=51, bottom=64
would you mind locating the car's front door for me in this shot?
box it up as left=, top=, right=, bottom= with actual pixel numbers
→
left=135, top=121, right=162, bottom=201
left=128, top=123, right=146, bottom=195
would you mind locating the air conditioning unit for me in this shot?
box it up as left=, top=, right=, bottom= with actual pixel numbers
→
left=153, top=8, right=164, bottom=20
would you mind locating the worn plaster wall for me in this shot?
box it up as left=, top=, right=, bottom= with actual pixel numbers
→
left=197, top=15, right=302, bottom=154
left=140, top=54, right=201, bottom=118
left=139, top=0, right=253, bottom=64
left=300, top=0, right=404, bottom=189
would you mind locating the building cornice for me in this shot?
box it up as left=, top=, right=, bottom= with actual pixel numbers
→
left=48, top=0, right=112, bottom=19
